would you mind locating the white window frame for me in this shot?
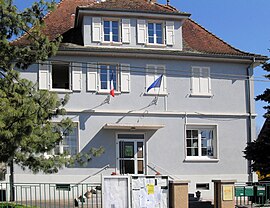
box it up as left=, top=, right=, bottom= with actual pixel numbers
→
left=44, top=122, right=80, bottom=157
left=184, top=124, right=218, bottom=162
left=190, top=66, right=212, bottom=97
left=145, top=64, right=167, bottom=95
left=98, top=63, right=120, bottom=94
left=147, top=21, right=164, bottom=45
left=116, top=133, right=146, bottom=175
left=102, top=18, right=121, bottom=43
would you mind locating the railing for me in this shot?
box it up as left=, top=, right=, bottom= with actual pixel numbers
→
left=235, top=181, right=270, bottom=207
left=0, top=182, right=102, bottom=208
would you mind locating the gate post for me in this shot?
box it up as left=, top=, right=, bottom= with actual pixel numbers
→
left=169, top=180, right=189, bottom=208
left=212, top=180, right=236, bottom=208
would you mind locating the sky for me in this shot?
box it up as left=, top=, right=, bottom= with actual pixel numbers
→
left=14, top=0, right=270, bottom=130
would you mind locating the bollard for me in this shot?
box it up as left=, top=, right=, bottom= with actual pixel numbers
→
left=212, top=180, right=236, bottom=208
left=169, top=180, right=189, bottom=208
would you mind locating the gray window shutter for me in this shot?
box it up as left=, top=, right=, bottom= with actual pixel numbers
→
left=191, top=67, right=200, bottom=94
left=39, top=61, right=50, bottom=90
left=201, top=67, right=211, bottom=94
left=87, top=63, right=98, bottom=91
left=120, top=64, right=130, bottom=92
left=137, top=19, right=146, bottom=44
left=122, top=19, right=131, bottom=43
left=92, top=17, right=102, bottom=42
left=166, top=21, right=174, bottom=45
left=72, top=62, right=82, bottom=91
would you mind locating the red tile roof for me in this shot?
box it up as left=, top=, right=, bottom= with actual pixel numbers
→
left=12, top=0, right=262, bottom=58
left=82, top=0, right=179, bottom=13
left=182, top=19, right=245, bottom=55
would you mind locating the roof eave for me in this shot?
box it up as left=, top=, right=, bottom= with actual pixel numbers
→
left=57, top=46, right=269, bottom=63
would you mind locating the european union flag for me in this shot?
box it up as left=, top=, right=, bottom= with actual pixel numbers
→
left=147, top=74, right=163, bottom=92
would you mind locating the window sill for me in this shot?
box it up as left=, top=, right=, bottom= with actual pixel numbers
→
left=145, top=43, right=166, bottom=48
left=189, top=93, right=213, bottom=98
left=97, top=91, right=121, bottom=95
left=144, top=92, right=168, bottom=96
left=184, top=158, right=219, bottom=163
left=50, top=89, right=73, bottom=93
left=101, top=41, right=122, bottom=46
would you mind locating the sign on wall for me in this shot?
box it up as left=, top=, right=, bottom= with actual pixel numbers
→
left=222, top=185, right=234, bottom=201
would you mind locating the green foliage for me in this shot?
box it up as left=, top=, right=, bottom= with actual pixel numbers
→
left=0, top=0, right=61, bottom=71
left=256, top=63, right=270, bottom=119
left=0, top=203, right=38, bottom=208
left=0, top=0, right=104, bottom=174
left=0, top=70, right=72, bottom=173
left=244, top=62, right=270, bottom=176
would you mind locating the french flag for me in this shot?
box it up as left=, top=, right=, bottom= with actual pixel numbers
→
left=110, top=72, right=115, bottom=97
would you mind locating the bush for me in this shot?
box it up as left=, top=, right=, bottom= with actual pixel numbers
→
left=0, top=203, right=38, bottom=208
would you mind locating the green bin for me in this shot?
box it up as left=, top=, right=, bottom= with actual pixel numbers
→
left=235, top=187, right=245, bottom=197
left=256, top=186, right=265, bottom=196
left=245, top=186, right=254, bottom=197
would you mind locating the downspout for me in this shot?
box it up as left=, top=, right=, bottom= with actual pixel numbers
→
left=247, top=57, right=256, bottom=182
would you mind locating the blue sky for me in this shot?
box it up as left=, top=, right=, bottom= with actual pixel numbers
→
left=14, top=0, right=270, bottom=130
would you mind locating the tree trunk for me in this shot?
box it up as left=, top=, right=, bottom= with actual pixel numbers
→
left=9, top=160, right=14, bottom=202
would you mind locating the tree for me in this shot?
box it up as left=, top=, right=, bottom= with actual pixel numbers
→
left=0, top=0, right=61, bottom=71
left=0, top=0, right=104, bottom=176
left=244, top=62, right=270, bottom=177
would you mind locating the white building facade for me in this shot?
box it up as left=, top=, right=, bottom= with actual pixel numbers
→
left=11, top=0, right=267, bottom=200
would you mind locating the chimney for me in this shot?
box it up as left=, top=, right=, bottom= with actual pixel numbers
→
left=167, top=0, right=170, bottom=5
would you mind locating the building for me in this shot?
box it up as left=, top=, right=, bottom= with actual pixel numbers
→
left=11, top=0, right=267, bottom=200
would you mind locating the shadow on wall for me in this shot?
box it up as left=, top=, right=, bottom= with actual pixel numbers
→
left=72, top=125, right=116, bottom=169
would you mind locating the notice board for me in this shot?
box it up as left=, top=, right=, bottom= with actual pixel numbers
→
left=102, top=176, right=130, bottom=208
left=131, top=175, right=169, bottom=208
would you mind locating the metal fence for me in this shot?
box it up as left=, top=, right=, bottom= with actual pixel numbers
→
left=235, top=181, right=270, bottom=207
left=0, top=182, right=102, bottom=208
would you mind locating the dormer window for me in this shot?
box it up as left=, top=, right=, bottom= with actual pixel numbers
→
left=92, top=17, right=130, bottom=44
left=148, top=22, right=163, bottom=44
left=137, top=20, right=174, bottom=46
left=103, top=20, right=119, bottom=42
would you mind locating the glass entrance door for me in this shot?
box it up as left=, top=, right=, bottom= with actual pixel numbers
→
left=117, top=134, right=145, bottom=174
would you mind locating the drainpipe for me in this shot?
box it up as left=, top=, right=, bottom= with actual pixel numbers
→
left=247, top=57, right=256, bottom=182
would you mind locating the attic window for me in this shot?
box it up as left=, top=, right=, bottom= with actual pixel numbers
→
left=103, top=20, right=119, bottom=42
left=148, top=22, right=163, bottom=44
left=52, top=63, right=70, bottom=90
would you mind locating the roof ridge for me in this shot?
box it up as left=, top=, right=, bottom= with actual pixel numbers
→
left=188, top=18, right=254, bottom=56
left=154, top=2, right=177, bottom=12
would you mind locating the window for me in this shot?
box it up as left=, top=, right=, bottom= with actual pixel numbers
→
left=191, top=67, right=211, bottom=96
left=146, top=65, right=167, bottom=94
left=99, top=64, right=118, bottom=92
left=196, top=183, right=210, bottom=190
left=92, top=17, right=131, bottom=44
left=137, top=20, right=174, bottom=46
left=186, top=125, right=217, bottom=159
left=49, top=124, right=79, bottom=156
left=51, top=63, right=70, bottom=90
left=103, top=20, right=119, bottom=42
left=39, top=62, right=82, bottom=91
left=148, top=22, right=163, bottom=44
left=117, top=134, right=145, bottom=175
left=87, top=63, right=130, bottom=93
